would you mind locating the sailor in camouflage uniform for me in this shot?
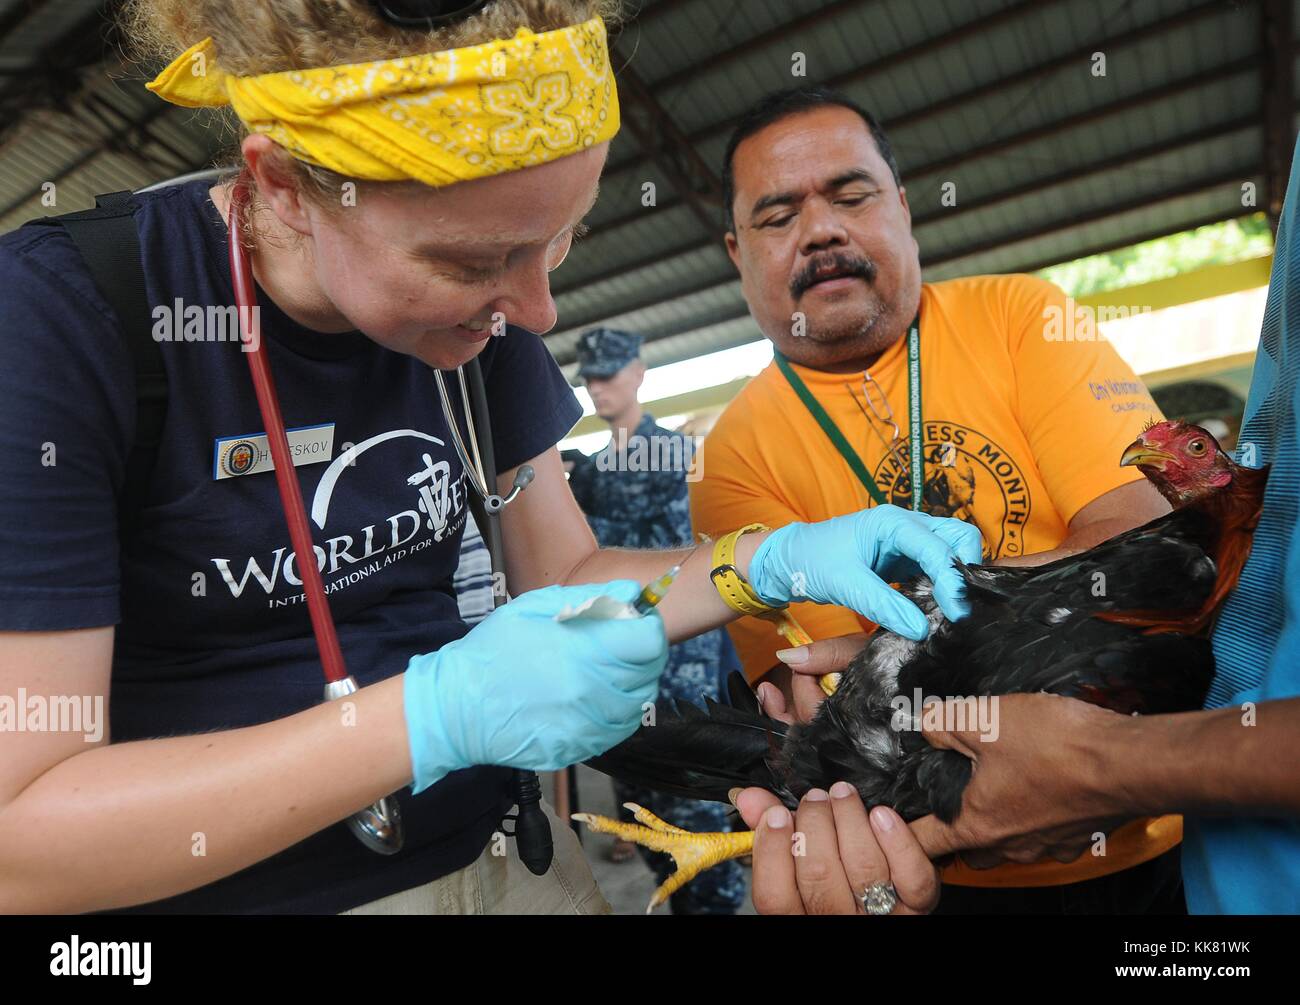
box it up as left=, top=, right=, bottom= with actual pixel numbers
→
left=567, top=328, right=745, bottom=915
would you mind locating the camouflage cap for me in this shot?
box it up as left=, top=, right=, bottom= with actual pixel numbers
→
left=576, top=327, right=643, bottom=379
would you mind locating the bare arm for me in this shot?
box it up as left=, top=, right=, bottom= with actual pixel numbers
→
left=498, top=446, right=767, bottom=643
left=1110, top=698, right=1300, bottom=818
left=2, top=444, right=711, bottom=913
left=994, top=479, right=1169, bottom=568
left=0, top=627, right=412, bottom=913
left=911, top=694, right=1300, bottom=864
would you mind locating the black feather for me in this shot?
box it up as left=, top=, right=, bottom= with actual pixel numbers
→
left=585, top=684, right=792, bottom=804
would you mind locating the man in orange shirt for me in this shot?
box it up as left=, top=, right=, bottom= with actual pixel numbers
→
left=689, top=86, right=1179, bottom=913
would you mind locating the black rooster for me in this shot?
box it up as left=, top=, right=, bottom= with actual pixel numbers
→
left=576, top=420, right=1269, bottom=908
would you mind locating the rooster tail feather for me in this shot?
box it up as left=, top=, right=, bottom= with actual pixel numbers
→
left=584, top=672, right=794, bottom=806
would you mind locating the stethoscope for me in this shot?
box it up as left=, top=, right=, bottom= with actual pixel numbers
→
left=432, top=366, right=535, bottom=513
left=225, top=172, right=552, bottom=869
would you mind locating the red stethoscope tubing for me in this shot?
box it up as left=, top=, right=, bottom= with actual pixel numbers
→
left=226, top=172, right=349, bottom=685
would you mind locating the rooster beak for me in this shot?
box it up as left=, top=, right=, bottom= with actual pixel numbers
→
left=1120, top=440, right=1177, bottom=467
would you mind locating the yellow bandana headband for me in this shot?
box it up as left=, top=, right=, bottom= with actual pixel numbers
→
left=146, top=16, right=620, bottom=188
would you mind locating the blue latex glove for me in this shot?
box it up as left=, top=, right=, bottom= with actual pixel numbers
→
left=748, top=505, right=984, bottom=641
left=404, top=580, right=667, bottom=793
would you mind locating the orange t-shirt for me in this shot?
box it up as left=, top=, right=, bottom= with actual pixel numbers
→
left=690, top=273, right=1178, bottom=887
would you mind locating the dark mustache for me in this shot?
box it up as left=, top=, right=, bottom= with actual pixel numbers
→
left=791, top=253, right=876, bottom=299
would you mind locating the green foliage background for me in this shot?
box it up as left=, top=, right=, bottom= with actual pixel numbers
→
left=1038, top=214, right=1274, bottom=297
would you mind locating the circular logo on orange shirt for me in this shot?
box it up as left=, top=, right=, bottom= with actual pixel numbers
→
left=871, top=422, right=1032, bottom=559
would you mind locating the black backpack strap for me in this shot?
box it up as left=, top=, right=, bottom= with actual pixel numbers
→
left=41, top=192, right=167, bottom=543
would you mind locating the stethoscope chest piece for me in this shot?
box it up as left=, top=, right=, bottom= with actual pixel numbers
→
left=347, top=797, right=404, bottom=856
left=324, top=675, right=405, bottom=855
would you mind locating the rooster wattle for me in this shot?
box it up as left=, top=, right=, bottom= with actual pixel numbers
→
left=575, top=419, right=1270, bottom=910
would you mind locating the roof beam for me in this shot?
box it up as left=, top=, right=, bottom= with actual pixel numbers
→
left=0, top=0, right=53, bottom=48
left=908, top=120, right=1258, bottom=231
left=907, top=53, right=1258, bottom=184
left=622, top=0, right=698, bottom=30
left=0, top=100, right=173, bottom=220
left=556, top=232, right=714, bottom=295
left=613, top=61, right=726, bottom=239
left=553, top=54, right=1263, bottom=301
left=598, top=0, right=1226, bottom=187
left=582, top=0, right=1045, bottom=239
left=553, top=117, right=1261, bottom=336
left=651, top=0, right=883, bottom=92
left=556, top=266, right=734, bottom=336
left=0, top=0, right=122, bottom=143
left=921, top=168, right=1253, bottom=270
left=82, top=91, right=195, bottom=175
left=570, top=0, right=1241, bottom=266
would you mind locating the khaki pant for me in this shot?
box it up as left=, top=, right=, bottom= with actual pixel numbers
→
left=340, top=801, right=611, bottom=915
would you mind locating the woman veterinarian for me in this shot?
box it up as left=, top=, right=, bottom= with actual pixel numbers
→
left=0, top=0, right=979, bottom=915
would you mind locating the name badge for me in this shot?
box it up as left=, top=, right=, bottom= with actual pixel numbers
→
left=214, top=423, right=336, bottom=480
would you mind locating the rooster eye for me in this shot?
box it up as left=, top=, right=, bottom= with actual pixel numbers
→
left=1187, top=439, right=1207, bottom=456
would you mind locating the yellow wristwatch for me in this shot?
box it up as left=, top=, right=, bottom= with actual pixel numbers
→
left=709, top=524, right=836, bottom=695
left=709, top=522, right=786, bottom=616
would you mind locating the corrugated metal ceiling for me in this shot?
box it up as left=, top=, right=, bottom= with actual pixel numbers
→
left=0, top=0, right=1291, bottom=378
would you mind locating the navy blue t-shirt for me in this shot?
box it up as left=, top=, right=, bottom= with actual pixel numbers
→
left=0, top=180, right=583, bottom=913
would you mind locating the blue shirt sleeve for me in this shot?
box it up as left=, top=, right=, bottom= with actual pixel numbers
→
left=1184, top=132, right=1300, bottom=913
left=0, top=228, right=135, bottom=630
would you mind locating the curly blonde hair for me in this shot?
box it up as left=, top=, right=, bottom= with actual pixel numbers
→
left=121, top=0, right=623, bottom=235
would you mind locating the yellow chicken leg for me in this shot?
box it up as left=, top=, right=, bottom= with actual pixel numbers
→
left=573, top=802, right=755, bottom=913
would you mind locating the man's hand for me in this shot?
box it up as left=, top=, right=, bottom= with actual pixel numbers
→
left=734, top=783, right=940, bottom=914
left=764, top=645, right=1138, bottom=872
left=909, top=693, right=1133, bottom=868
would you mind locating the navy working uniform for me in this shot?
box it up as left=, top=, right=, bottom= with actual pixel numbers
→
left=567, top=328, right=745, bottom=915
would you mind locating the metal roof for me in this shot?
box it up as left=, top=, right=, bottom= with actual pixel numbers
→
left=1, top=0, right=1293, bottom=378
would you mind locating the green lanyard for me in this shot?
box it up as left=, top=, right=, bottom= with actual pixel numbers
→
left=773, top=318, right=922, bottom=511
